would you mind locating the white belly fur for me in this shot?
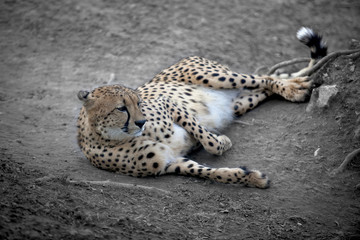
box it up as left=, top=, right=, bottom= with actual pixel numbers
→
left=169, top=123, right=195, bottom=156
left=168, top=87, right=238, bottom=157
left=196, top=88, right=238, bottom=131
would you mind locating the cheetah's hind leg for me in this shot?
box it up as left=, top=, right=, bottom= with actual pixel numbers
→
left=165, top=157, right=270, bottom=189
left=232, top=88, right=273, bottom=117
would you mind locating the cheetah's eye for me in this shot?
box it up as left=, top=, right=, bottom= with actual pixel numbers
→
left=116, top=106, right=127, bottom=112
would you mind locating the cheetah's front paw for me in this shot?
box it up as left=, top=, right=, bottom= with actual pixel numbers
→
left=218, top=135, right=232, bottom=154
left=245, top=170, right=270, bottom=189
left=204, top=135, right=232, bottom=156
left=214, top=135, right=232, bottom=155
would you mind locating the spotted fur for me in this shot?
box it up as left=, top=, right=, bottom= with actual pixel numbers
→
left=77, top=28, right=326, bottom=189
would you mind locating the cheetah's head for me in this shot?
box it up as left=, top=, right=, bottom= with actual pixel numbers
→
left=78, top=85, right=147, bottom=141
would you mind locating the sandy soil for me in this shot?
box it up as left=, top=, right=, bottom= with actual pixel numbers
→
left=1, top=0, right=360, bottom=239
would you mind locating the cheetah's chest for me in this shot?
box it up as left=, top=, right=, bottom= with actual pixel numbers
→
left=141, top=100, right=195, bottom=156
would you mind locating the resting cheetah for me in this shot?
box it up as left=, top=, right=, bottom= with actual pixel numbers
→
left=77, top=27, right=327, bottom=188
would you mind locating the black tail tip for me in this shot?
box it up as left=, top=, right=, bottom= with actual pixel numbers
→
left=297, top=27, right=327, bottom=59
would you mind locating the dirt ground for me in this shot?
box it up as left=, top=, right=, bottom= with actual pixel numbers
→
left=1, top=0, right=360, bottom=239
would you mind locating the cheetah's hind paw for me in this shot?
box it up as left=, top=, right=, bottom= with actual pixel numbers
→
left=280, top=77, right=313, bottom=102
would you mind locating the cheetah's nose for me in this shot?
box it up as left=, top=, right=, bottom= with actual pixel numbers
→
left=135, top=120, right=147, bottom=128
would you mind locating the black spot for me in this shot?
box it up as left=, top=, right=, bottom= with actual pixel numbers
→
left=147, top=152, right=155, bottom=158
left=203, top=79, right=209, bottom=84
left=208, top=142, right=214, bottom=147
left=248, top=98, right=253, bottom=102
left=218, top=77, right=226, bottom=81
left=217, top=176, right=222, bottom=179
left=212, top=73, right=219, bottom=77
left=164, top=134, right=170, bottom=138
left=241, top=79, right=246, bottom=84
left=153, top=162, right=159, bottom=168
left=138, top=155, right=144, bottom=160
left=187, top=164, right=194, bottom=168
left=229, top=78, right=235, bottom=82
left=175, top=166, right=181, bottom=173
left=196, top=75, right=203, bottom=80
left=234, top=105, right=239, bottom=110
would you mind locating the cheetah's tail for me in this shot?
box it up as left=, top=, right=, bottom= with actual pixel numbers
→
left=165, top=157, right=270, bottom=189
left=278, top=27, right=328, bottom=78
left=297, top=27, right=327, bottom=60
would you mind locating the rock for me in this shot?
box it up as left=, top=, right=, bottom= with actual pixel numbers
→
left=314, top=148, right=321, bottom=157
left=306, top=85, right=338, bottom=112
left=349, top=64, right=355, bottom=73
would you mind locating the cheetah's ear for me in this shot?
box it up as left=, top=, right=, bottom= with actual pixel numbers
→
left=77, top=90, right=95, bottom=109
left=77, top=90, right=90, bottom=102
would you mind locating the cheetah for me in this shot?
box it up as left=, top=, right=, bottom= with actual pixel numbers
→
left=77, top=27, right=327, bottom=188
